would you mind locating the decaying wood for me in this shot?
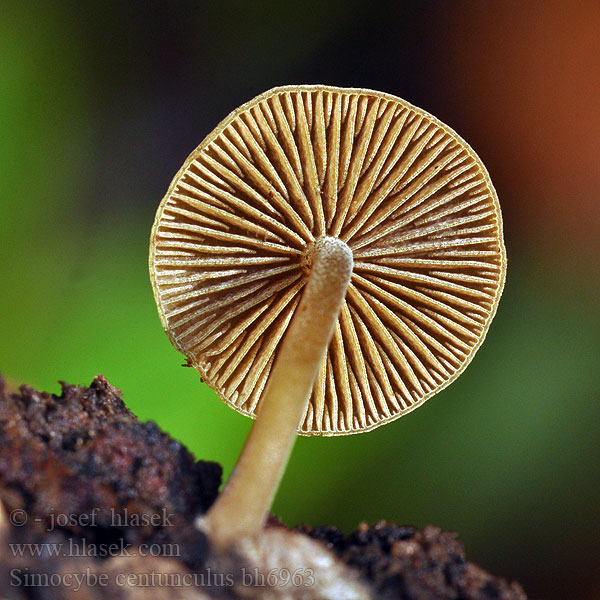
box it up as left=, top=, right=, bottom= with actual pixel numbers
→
left=0, top=375, right=525, bottom=599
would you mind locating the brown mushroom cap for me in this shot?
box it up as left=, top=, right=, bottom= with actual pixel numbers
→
left=149, top=85, right=506, bottom=436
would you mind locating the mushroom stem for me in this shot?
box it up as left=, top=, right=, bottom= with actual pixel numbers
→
left=202, top=236, right=353, bottom=550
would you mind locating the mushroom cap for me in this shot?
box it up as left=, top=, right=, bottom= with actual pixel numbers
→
left=149, top=85, right=506, bottom=436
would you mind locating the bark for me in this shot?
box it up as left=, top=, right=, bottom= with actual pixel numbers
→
left=0, top=375, right=526, bottom=599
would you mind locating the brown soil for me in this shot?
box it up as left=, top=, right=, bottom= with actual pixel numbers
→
left=0, top=375, right=526, bottom=599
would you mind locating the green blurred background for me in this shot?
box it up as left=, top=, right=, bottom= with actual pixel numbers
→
left=1, top=1, right=598, bottom=598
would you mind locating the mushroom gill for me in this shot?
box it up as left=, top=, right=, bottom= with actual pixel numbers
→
left=150, top=85, right=506, bottom=436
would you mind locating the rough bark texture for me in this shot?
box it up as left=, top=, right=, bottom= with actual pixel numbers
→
left=0, top=375, right=526, bottom=599
left=301, top=523, right=526, bottom=600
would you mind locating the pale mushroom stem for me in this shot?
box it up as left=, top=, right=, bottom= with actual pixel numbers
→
left=202, top=236, right=353, bottom=550
left=0, top=499, right=6, bottom=533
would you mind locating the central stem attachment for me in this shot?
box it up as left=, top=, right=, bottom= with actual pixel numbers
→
left=202, top=237, right=353, bottom=550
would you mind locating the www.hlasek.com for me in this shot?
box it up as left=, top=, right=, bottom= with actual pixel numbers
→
left=10, top=567, right=316, bottom=591
left=9, top=538, right=181, bottom=559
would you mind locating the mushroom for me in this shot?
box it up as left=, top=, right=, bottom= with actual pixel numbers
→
left=0, top=498, right=6, bottom=533
left=149, top=85, right=506, bottom=550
